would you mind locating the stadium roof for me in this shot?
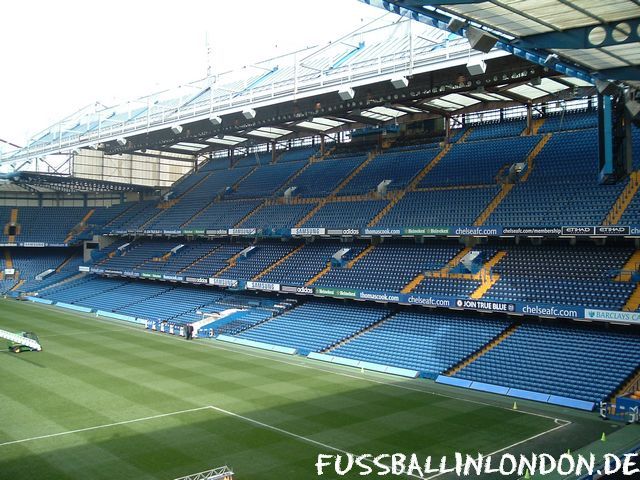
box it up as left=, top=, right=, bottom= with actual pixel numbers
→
left=364, top=0, right=640, bottom=83
left=0, top=7, right=603, bottom=170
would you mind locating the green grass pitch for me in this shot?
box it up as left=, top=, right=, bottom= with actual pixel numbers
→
left=0, top=299, right=624, bottom=479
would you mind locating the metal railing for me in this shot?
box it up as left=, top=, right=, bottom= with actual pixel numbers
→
left=1, top=40, right=503, bottom=164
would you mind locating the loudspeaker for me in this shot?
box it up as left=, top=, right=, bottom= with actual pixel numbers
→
left=596, top=79, right=619, bottom=97
left=466, top=59, right=486, bottom=76
left=338, top=87, right=355, bottom=100
left=390, top=77, right=409, bottom=89
left=170, top=124, right=183, bottom=135
left=447, top=18, right=465, bottom=33
left=466, top=26, right=498, bottom=53
left=116, top=137, right=127, bottom=146
left=209, top=116, right=222, bottom=126
left=242, top=109, right=256, bottom=120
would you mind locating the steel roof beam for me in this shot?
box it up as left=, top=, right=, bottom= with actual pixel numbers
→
left=519, top=18, right=640, bottom=50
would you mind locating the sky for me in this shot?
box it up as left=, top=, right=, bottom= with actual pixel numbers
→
left=0, top=0, right=382, bottom=148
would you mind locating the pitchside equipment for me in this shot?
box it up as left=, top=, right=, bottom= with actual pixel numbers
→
left=2, top=328, right=42, bottom=352
left=173, top=466, right=234, bottom=480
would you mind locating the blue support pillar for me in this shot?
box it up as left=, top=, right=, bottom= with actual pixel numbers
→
left=598, top=94, right=614, bottom=184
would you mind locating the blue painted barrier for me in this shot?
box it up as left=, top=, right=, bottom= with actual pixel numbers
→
left=435, top=375, right=472, bottom=388
left=217, top=335, right=297, bottom=355
left=469, top=381, right=510, bottom=395
left=308, top=352, right=419, bottom=378
left=26, top=297, right=53, bottom=305
left=56, top=302, right=93, bottom=313
left=507, top=388, right=551, bottom=403
left=96, top=310, right=146, bottom=325
left=547, top=395, right=595, bottom=411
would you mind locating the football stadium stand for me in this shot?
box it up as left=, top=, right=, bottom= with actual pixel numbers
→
left=4, top=104, right=640, bottom=412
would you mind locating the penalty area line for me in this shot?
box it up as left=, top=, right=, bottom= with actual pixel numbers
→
left=0, top=406, right=211, bottom=447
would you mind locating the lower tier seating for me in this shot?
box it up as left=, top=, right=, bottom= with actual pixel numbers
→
left=237, top=300, right=389, bottom=354
left=454, top=323, right=640, bottom=403
left=332, top=311, right=509, bottom=377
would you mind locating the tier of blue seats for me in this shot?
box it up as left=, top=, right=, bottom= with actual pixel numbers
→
left=238, top=203, right=314, bottom=229
left=217, top=242, right=297, bottom=281
left=13, top=249, right=84, bottom=294
left=17, top=207, right=92, bottom=243
left=148, top=167, right=253, bottom=229
left=184, top=199, right=262, bottom=230
left=87, top=239, right=640, bottom=309
left=619, top=189, right=640, bottom=226
left=338, top=147, right=439, bottom=195
left=38, top=274, right=275, bottom=325
left=538, top=109, right=598, bottom=133
left=484, top=244, right=635, bottom=310
left=233, top=152, right=271, bottom=169
left=214, top=309, right=274, bottom=336
left=236, top=300, right=389, bottom=354
left=412, top=276, right=480, bottom=297
left=226, top=161, right=306, bottom=198
left=278, top=146, right=317, bottom=163
left=314, top=241, right=461, bottom=292
left=487, top=130, right=625, bottom=226
left=180, top=244, right=246, bottom=278
left=301, top=200, right=387, bottom=228
left=280, top=155, right=366, bottom=197
left=419, top=136, right=538, bottom=187
left=88, top=203, right=133, bottom=230
left=105, top=200, right=158, bottom=231
left=98, top=240, right=179, bottom=272
left=378, top=187, right=499, bottom=227
left=464, top=119, right=527, bottom=142
left=453, top=323, right=640, bottom=402
left=332, top=311, right=509, bottom=377
left=259, top=241, right=347, bottom=286
left=0, top=207, right=13, bottom=243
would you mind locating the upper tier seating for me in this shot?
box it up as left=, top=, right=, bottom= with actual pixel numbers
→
left=280, top=155, right=366, bottom=197
left=147, top=167, right=254, bottom=229
left=419, top=135, right=539, bottom=187
left=538, top=110, right=598, bottom=133
left=302, top=200, right=387, bottom=228
left=487, top=130, right=625, bottom=226
left=184, top=200, right=262, bottom=230
left=378, top=187, right=499, bottom=228
left=454, top=322, right=640, bottom=402
left=464, top=119, right=527, bottom=142
left=332, top=311, right=509, bottom=377
left=238, top=203, right=315, bottom=230
left=338, top=147, right=439, bottom=195
left=277, top=146, right=317, bottom=163
left=226, top=161, right=306, bottom=199
left=105, top=200, right=158, bottom=231
left=16, top=207, right=92, bottom=243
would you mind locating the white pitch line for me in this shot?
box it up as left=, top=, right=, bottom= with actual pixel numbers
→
left=424, top=419, right=572, bottom=480
left=0, top=406, right=211, bottom=447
